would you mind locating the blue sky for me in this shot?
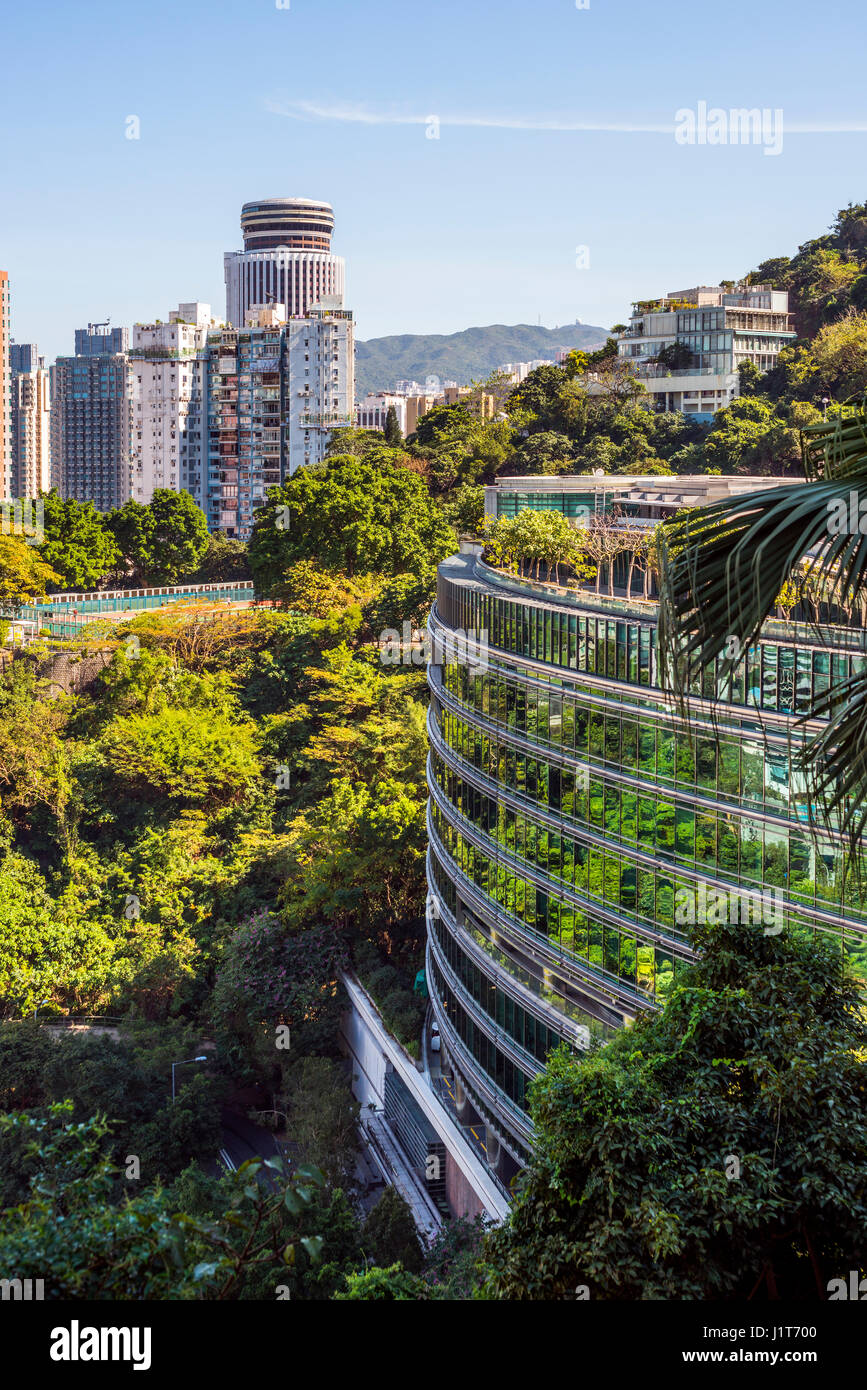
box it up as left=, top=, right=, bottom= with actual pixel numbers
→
left=2, top=0, right=866, bottom=363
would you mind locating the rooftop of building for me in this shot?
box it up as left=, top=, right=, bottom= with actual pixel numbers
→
left=436, top=549, right=867, bottom=657
left=241, top=197, right=334, bottom=210
left=628, top=284, right=789, bottom=316
left=488, top=473, right=803, bottom=503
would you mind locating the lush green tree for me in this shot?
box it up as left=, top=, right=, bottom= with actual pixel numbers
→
left=325, top=426, right=388, bottom=458
left=107, top=491, right=210, bottom=586
left=364, top=567, right=437, bottom=634
left=192, top=532, right=251, bottom=583
left=810, top=309, right=867, bottom=399
left=0, top=1104, right=329, bottom=1300
left=585, top=337, right=620, bottom=366
left=284, top=1057, right=360, bottom=1187
left=482, top=917, right=867, bottom=1300
left=514, top=430, right=575, bottom=475
left=702, top=395, right=779, bottom=472
left=363, top=1187, right=423, bottom=1272
left=270, top=559, right=377, bottom=622
left=422, top=1214, right=488, bottom=1299
left=442, top=483, right=486, bottom=536
left=408, top=403, right=515, bottom=491
left=0, top=850, right=112, bottom=1019
left=0, top=533, right=60, bottom=611
left=170, top=1164, right=364, bottom=1300
left=99, top=706, right=261, bottom=808
left=487, top=509, right=592, bottom=586
left=280, top=774, right=427, bottom=943
left=384, top=405, right=403, bottom=446
left=37, top=491, right=120, bottom=591
left=737, top=359, right=764, bottom=396
left=620, top=457, right=674, bottom=476
left=655, top=339, right=694, bottom=371
left=212, top=913, right=347, bottom=1070
left=506, top=364, right=569, bottom=432
left=334, top=1262, right=434, bottom=1300
left=411, top=402, right=476, bottom=450
left=563, top=349, right=590, bottom=379
left=0, top=1022, right=224, bottom=1203
left=422, top=1217, right=491, bottom=1301
left=248, top=455, right=455, bottom=589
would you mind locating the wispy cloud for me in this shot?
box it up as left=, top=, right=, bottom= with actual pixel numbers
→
left=266, top=98, right=867, bottom=135
left=265, top=99, right=674, bottom=133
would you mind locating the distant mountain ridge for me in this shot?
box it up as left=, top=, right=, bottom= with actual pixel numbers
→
left=355, top=320, right=610, bottom=398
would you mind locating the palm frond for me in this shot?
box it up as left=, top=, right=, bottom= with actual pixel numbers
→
left=656, top=395, right=867, bottom=858
left=801, top=398, right=867, bottom=481
left=656, top=474, right=867, bottom=689
left=798, top=667, right=867, bottom=857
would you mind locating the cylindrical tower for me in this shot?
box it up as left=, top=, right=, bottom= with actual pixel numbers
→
left=224, top=198, right=345, bottom=327
left=240, top=199, right=335, bottom=253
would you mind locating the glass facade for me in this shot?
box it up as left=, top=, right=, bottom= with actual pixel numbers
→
left=425, top=552, right=867, bottom=1155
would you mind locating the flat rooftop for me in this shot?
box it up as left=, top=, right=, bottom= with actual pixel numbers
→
left=489, top=474, right=803, bottom=504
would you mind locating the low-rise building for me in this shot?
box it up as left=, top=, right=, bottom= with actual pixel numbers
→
left=356, top=392, right=408, bottom=435
left=615, top=284, right=795, bottom=420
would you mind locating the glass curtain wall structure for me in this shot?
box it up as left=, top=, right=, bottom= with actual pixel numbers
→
left=425, top=548, right=867, bottom=1172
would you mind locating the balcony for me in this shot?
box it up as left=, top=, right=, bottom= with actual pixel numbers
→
left=299, top=411, right=352, bottom=428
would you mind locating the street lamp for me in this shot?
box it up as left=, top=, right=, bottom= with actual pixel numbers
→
left=171, top=1055, right=207, bottom=1101
left=822, top=396, right=830, bottom=420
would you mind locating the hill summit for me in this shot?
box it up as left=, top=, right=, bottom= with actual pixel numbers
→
left=355, top=320, right=609, bottom=398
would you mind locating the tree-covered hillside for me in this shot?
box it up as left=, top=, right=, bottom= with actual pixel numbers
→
left=355, top=320, right=608, bottom=396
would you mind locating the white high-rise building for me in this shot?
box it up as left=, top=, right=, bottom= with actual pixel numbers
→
left=130, top=303, right=221, bottom=508
left=11, top=361, right=51, bottom=497
left=0, top=273, right=10, bottom=498
left=224, top=198, right=345, bottom=329
left=286, top=299, right=355, bottom=477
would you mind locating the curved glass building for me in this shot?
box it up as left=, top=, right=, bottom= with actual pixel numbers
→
left=425, top=507, right=867, bottom=1178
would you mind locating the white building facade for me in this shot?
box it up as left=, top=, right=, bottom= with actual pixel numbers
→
left=11, top=363, right=51, bottom=497
left=355, top=392, right=407, bottom=434
left=615, top=285, right=795, bottom=420
left=225, top=249, right=345, bottom=330
left=285, top=301, right=355, bottom=477
left=130, top=303, right=219, bottom=508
